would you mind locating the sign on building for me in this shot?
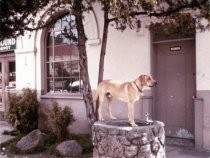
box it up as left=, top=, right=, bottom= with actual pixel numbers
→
left=0, top=38, right=16, bottom=52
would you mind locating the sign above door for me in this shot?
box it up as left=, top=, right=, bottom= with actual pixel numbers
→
left=170, top=46, right=181, bottom=51
left=0, top=38, right=16, bottom=52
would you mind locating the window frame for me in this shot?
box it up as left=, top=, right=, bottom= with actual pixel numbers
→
left=43, top=14, right=82, bottom=95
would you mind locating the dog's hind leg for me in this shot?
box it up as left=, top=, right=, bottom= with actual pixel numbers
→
left=106, top=93, right=116, bottom=120
left=108, top=97, right=117, bottom=119
left=98, top=95, right=105, bottom=121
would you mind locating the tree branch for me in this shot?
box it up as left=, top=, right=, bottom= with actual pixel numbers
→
left=108, top=0, right=209, bottom=22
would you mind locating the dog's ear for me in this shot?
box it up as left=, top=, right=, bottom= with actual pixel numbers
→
left=139, top=74, right=146, bottom=82
left=138, top=74, right=146, bottom=86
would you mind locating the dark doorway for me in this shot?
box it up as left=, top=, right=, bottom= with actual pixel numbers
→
left=154, top=39, right=196, bottom=139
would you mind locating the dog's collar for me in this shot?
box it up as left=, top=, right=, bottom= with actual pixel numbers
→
left=134, top=81, right=142, bottom=93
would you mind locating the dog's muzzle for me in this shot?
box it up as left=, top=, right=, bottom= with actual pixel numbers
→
left=154, top=81, right=157, bottom=86
left=149, top=81, right=157, bottom=87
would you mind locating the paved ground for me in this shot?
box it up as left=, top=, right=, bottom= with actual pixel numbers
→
left=1, top=121, right=210, bottom=158
left=166, top=145, right=210, bottom=158
left=0, top=121, right=15, bottom=144
left=1, top=146, right=209, bottom=158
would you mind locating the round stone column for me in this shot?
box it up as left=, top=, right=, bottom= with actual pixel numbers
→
left=92, top=120, right=165, bottom=158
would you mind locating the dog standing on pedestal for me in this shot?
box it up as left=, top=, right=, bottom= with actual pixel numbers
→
left=94, top=74, right=157, bottom=127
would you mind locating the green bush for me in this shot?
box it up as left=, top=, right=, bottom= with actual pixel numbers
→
left=7, top=88, right=39, bottom=134
left=49, top=101, right=75, bottom=141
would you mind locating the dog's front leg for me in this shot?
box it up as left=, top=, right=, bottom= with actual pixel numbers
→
left=128, top=102, right=138, bottom=127
left=107, top=97, right=116, bottom=120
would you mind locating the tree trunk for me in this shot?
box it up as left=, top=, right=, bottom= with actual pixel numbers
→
left=73, top=1, right=96, bottom=125
left=96, top=4, right=110, bottom=120
left=98, top=7, right=109, bottom=83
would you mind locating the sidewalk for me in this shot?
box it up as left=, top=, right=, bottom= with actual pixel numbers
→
left=1, top=121, right=210, bottom=158
left=166, top=145, right=210, bottom=158
left=0, top=121, right=15, bottom=144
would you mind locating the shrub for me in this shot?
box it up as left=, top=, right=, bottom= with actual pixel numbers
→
left=49, top=101, right=75, bottom=141
left=7, top=88, right=39, bottom=134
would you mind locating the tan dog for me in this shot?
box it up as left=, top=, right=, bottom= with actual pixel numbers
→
left=94, top=74, right=157, bottom=127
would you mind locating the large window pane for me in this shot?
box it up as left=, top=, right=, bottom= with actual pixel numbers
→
left=63, top=61, right=71, bottom=77
left=54, top=45, right=71, bottom=61
left=69, top=45, right=79, bottom=60
left=54, top=62, right=71, bottom=77
left=71, top=60, right=79, bottom=76
left=54, top=78, right=64, bottom=92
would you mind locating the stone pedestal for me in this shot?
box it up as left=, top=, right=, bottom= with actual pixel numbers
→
left=92, top=120, right=165, bottom=158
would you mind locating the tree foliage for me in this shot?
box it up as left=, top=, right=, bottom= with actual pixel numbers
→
left=0, top=0, right=209, bottom=41
left=98, top=0, right=210, bottom=31
left=0, top=0, right=50, bottom=39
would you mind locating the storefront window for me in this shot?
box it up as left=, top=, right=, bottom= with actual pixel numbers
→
left=46, top=14, right=81, bottom=93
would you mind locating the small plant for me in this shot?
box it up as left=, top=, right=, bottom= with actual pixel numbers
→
left=7, top=88, right=39, bottom=134
left=49, top=101, right=75, bottom=141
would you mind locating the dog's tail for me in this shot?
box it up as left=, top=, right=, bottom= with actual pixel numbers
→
left=92, top=89, right=99, bottom=103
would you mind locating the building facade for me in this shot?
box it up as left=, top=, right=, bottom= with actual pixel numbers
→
left=0, top=4, right=210, bottom=151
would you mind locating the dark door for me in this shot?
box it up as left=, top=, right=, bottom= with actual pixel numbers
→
left=155, top=40, right=196, bottom=139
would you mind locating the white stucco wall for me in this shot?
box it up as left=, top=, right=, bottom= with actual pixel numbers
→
left=15, top=33, right=36, bottom=90
left=103, top=27, right=151, bottom=81
left=196, top=30, right=210, bottom=91
left=196, top=20, right=210, bottom=150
